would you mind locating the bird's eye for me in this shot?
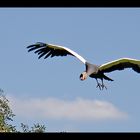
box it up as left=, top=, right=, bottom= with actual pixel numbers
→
left=80, top=74, right=83, bottom=78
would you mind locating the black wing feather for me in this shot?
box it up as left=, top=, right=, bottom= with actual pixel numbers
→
left=38, top=51, right=48, bottom=59
left=132, top=65, right=140, bottom=73
left=27, top=45, right=41, bottom=52
left=27, top=42, right=87, bottom=64
left=27, top=42, right=46, bottom=52
left=27, top=42, right=73, bottom=59
left=50, top=49, right=56, bottom=58
left=104, top=62, right=140, bottom=73
left=99, top=59, right=140, bottom=73
left=44, top=51, right=52, bottom=59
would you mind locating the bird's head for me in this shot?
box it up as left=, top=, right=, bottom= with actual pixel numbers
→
left=80, top=72, right=88, bottom=81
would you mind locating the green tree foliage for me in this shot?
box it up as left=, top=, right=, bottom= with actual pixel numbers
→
left=0, top=89, right=16, bottom=132
left=0, top=89, right=46, bottom=133
left=21, top=123, right=46, bottom=133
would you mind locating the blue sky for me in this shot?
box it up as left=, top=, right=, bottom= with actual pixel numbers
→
left=0, top=8, right=140, bottom=132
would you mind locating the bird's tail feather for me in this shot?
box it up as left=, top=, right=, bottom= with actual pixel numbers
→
left=103, top=74, right=114, bottom=81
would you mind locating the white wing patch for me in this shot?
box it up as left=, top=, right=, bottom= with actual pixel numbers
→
left=48, top=43, right=87, bottom=64
left=62, top=46, right=87, bottom=64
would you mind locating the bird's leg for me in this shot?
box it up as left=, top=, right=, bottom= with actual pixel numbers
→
left=101, top=79, right=107, bottom=90
left=96, top=79, right=102, bottom=90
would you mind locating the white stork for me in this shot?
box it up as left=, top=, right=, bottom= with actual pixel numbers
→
left=27, top=42, right=140, bottom=90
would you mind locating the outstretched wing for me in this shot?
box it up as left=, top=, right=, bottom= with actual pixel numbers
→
left=27, top=42, right=87, bottom=64
left=99, top=58, right=140, bottom=73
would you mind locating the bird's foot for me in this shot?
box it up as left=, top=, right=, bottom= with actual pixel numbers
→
left=96, top=83, right=107, bottom=90
left=101, top=84, right=107, bottom=90
left=96, top=83, right=102, bottom=90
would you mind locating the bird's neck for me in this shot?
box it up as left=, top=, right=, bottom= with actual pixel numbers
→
left=85, top=62, right=99, bottom=76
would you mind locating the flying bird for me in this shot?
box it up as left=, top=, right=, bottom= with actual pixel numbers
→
left=27, top=42, right=140, bottom=90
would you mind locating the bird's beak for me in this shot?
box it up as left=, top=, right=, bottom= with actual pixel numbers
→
left=80, top=72, right=87, bottom=81
left=80, top=77, right=83, bottom=80
left=80, top=76, right=85, bottom=81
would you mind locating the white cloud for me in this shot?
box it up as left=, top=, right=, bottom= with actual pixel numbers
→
left=8, top=96, right=127, bottom=121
